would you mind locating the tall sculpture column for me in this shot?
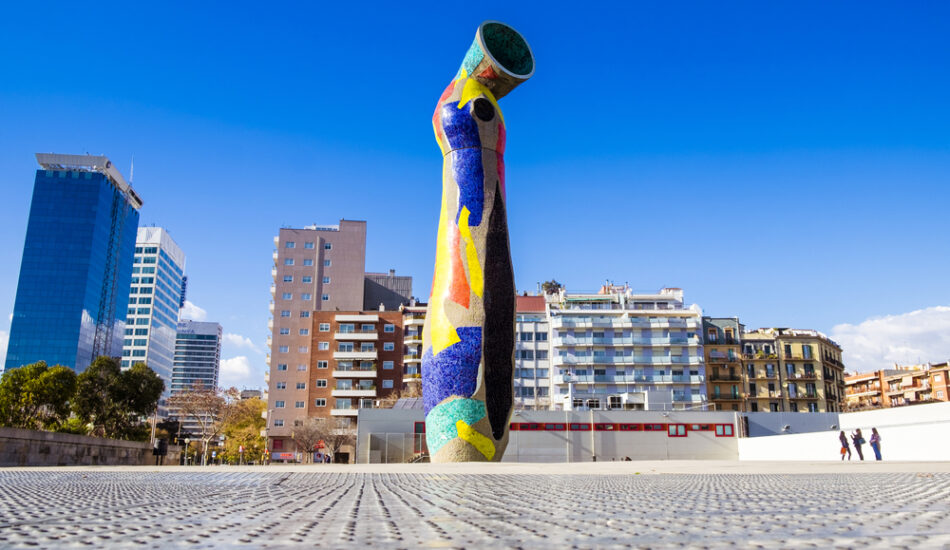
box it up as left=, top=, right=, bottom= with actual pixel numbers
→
left=422, top=21, right=535, bottom=462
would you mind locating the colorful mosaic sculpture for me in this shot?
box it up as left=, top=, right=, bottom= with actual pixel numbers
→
left=423, top=21, right=535, bottom=462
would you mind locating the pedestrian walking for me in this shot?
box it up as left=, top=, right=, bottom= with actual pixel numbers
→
left=851, top=429, right=865, bottom=461
left=839, top=431, right=851, bottom=461
left=869, top=428, right=882, bottom=461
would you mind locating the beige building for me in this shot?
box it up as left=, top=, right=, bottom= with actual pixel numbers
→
left=266, top=221, right=367, bottom=452
left=741, top=328, right=845, bottom=413
left=399, top=300, right=426, bottom=393
left=845, top=363, right=950, bottom=410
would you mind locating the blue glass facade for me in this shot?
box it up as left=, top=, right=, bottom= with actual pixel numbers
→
left=5, top=169, right=140, bottom=372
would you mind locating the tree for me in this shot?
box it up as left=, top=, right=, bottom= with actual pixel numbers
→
left=290, top=418, right=326, bottom=463
left=0, top=361, right=77, bottom=430
left=320, top=418, right=356, bottom=460
left=72, top=356, right=164, bottom=440
left=541, top=280, right=563, bottom=295
left=377, top=383, right=422, bottom=408
left=168, top=383, right=241, bottom=465
left=220, top=397, right=266, bottom=464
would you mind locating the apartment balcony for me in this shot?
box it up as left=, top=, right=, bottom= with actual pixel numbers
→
left=404, top=315, right=426, bottom=326
left=553, top=336, right=702, bottom=347
left=335, top=314, right=379, bottom=323
left=332, top=368, right=377, bottom=378
left=788, top=373, right=819, bottom=381
left=553, top=355, right=703, bottom=367
left=705, top=338, right=738, bottom=346
left=712, top=393, right=743, bottom=401
left=846, top=389, right=880, bottom=398
left=789, top=392, right=819, bottom=400
left=672, top=393, right=704, bottom=403
left=264, top=371, right=270, bottom=383
left=551, top=317, right=698, bottom=330
left=751, top=373, right=779, bottom=380
left=330, top=409, right=360, bottom=417
left=783, top=354, right=816, bottom=361
left=333, top=350, right=377, bottom=360
left=331, top=388, right=377, bottom=398
left=270, top=284, right=276, bottom=295
left=272, top=251, right=278, bottom=262
left=334, top=332, right=377, bottom=341
left=268, top=302, right=275, bottom=312
left=267, top=319, right=273, bottom=330
left=403, top=373, right=422, bottom=383
left=404, top=354, right=422, bottom=364
left=554, top=374, right=704, bottom=385
left=708, top=373, right=742, bottom=382
left=404, top=333, right=423, bottom=345
left=743, top=353, right=779, bottom=360
left=266, top=336, right=272, bottom=347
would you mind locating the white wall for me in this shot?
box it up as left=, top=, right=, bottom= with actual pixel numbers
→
left=740, top=402, right=950, bottom=461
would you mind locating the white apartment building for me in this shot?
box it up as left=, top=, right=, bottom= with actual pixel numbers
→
left=122, top=227, right=185, bottom=400
left=549, top=285, right=706, bottom=411
left=514, top=296, right=552, bottom=410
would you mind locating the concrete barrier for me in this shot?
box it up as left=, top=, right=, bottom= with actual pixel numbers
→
left=0, top=427, right=180, bottom=467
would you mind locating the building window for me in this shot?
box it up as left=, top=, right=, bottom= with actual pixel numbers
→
left=316, top=379, right=327, bottom=388
left=279, top=328, right=290, bottom=335
left=303, top=259, right=314, bottom=266
left=300, top=293, right=311, bottom=300
left=322, top=294, right=330, bottom=301
left=296, top=382, right=306, bottom=389
left=360, top=343, right=375, bottom=352
left=324, top=243, right=332, bottom=250
left=323, top=260, right=331, bottom=267
left=277, top=364, right=288, bottom=371
left=297, top=346, right=308, bottom=353
left=273, top=419, right=284, bottom=427
left=276, top=382, right=286, bottom=389
left=302, top=276, right=313, bottom=283
left=536, top=350, right=549, bottom=360
left=285, top=242, right=295, bottom=248
left=278, top=346, right=289, bottom=353
left=383, top=361, right=394, bottom=370
left=383, top=342, right=395, bottom=351
left=280, top=310, right=291, bottom=318
left=300, top=311, right=310, bottom=318
left=299, top=329, right=309, bottom=336
left=294, top=401, right=304, bottom=408
left=282, top=293, right=292, bottom=300
left=318, top=342, right=329, bottom=351
left=323, top=277, right=330, bottom=284
left=519, top=332, right=534, bottom=341
left=317, top=361, right=328, bottom=369
left=297, top=364, right=307, bottom=371
left=361, top=324, right=375, bottom=332
left=319, top=323, right=330, bottom=332
left=284, top=259, right=294, bottom=266
left=384, top=324, right=395, bottom=333
left=283, top=275, right=293, bottom=282
left=518, top=350, right=534, bottom=360
left=315, top=399, right=326, bottom=407
left=382, top=380, right=394, bottom=389
left=275, top=401, right=285, bottom=408
left=535, top=332, right=548, bottom=341
left=304, top=242, right=314, bottom=249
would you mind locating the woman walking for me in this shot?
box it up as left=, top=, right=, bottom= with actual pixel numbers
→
left=839, top=431, right=851, bottom=461
left=869, top=428, right=882, bottom=461
left=851, top=429, right=866, bottom=461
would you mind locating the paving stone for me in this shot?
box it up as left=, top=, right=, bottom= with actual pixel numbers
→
left=0, top=470, right=948, bottom=548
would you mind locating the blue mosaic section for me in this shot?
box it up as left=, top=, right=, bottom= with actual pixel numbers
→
left=450, top=148, right=485, bottom=226
left=458, top=40, right=485, bottom=78
left=424, top=397, right=487, bottom=455
left=422, top=326, right=482, bottom=415
left=440, top=101, right=481, bottom=151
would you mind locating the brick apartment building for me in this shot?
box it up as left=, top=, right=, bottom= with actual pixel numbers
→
left=845, top=362, right=950, bottom=411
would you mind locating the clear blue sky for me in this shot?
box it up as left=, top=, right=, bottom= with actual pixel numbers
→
left=1, top=2, right=948, bottom=384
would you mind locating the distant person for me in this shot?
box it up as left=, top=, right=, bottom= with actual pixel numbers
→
left=870, top=428, right=882, bottom=461
left=839, top=431, right=851, bottom=461
left=325, top=453, right=331, bottom=464
left=851, top=429, right=865, bottom=461
left=211, top=450, right=217, bottom=465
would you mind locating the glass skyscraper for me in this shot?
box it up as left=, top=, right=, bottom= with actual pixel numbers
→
left=121, top=227, right=186, bottom=395
left=5, top=154, right=142, bottom=372
left=171, top=320, right=222, bottom=394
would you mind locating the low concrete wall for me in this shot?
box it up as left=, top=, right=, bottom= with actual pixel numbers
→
left=0, top=427, right=180, bottom=467
left=739, top=402, right=950, bottom=461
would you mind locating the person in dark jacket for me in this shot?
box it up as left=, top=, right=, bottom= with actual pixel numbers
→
left=851, top=429, right=865, bottom=461
left=839, top=431, right=851, bottom=461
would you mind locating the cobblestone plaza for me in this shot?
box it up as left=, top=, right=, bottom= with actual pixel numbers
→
left=1, top=463, right=948, bottom=549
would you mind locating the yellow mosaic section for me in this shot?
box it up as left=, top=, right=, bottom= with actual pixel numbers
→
left=455, top=419, right=496, bottom=460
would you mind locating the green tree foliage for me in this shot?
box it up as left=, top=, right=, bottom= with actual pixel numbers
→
left=219, top=397, right=267, bottom=464
left=72, top=356, right=165, bottom=440
left=0, top=361, right=78, bottom=429
left=541, top=279, right=563, bottom=294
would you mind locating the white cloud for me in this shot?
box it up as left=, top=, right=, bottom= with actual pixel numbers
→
left=223, top=333, right=260, bottom=353
left=180, top=300, right=207, bottom=321
left=831, top=306, right=950, bottom=373
left=219, top=356, right=256, bottom=388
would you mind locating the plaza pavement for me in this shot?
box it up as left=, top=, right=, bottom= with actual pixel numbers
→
left=1, top=461, right=948, bottom=548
